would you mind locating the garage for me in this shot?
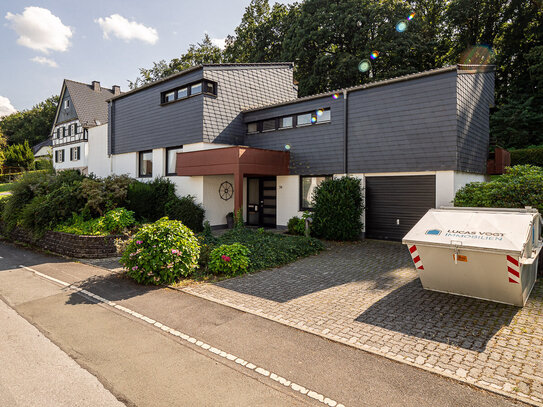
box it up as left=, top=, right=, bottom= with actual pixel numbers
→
left=365, top=175, right=436, bottom=241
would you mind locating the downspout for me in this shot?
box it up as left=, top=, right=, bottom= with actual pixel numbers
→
left=343, top=89, right=348, bottom=174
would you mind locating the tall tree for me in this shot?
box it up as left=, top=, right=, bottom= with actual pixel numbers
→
left=129, top=34, right=224, bottom=89
left=224, top=0, right=296, bottom=63
left=0, top=96, right=58, bottom=147
left=3, top=140, right=35, bottom=170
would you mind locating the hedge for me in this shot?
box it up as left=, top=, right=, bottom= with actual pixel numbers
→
left=510, top=146, right=543, bottom=167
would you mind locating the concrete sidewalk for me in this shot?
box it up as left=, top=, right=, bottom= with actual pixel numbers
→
left=0, top=298, right=123, bottom=407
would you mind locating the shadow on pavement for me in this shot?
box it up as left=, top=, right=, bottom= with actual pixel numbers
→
left=214, top=240, right=413, bottom=303
left=66, top=273, right=160, bottom=305
left=356, top=279, right=521, bottom=352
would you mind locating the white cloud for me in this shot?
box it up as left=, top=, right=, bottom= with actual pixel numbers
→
left=5, top=7, right=72, bottom=54
left=0, top=96, right=17, bottom=118
left=211, top=37, right=226, bottom=49
left=95, top=14, right=158, bottom=44
left=31, top=56, right=58, bottom=68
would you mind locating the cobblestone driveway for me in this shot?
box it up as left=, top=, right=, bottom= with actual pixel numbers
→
left=184, top=240, right=543, bottom=406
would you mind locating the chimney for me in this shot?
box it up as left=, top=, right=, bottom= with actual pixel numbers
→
left=92, top=81, right=101, bottom=92
left=112, top=85, right=121, bottom=96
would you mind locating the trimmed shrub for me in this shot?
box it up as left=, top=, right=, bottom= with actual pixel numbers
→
left=165, top=195, right=205, bottom=232
left=81, top=175, right=133, bottom=216
left=209, top=243, right=250, bottom=275
left=126, top=178, right=175, bottom=221
left=311, top=176, right=364, bottom=241
left=98, top=208, right=136, bottom=234
left=287, top=216, right=305, bottom=235
left=454, top=165, right=543, bottom=212
left=511, top=146, right=543, bottom=167
left=120, top=217, right=200, bottom=285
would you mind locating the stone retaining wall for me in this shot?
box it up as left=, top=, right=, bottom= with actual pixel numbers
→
left=5, top=227, right=126, bottom=258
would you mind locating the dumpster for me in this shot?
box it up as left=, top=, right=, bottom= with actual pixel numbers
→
left=402, top=207, right=542, bottom=306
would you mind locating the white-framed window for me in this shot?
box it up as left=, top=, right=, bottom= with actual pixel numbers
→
left=55, top=149, right=65, bottom=163
left=64, top=100, right=70, bottom=109
left=279, top=116, right=293, bottom=129
left=139, top=150, right=153, bottom=177
left=166, top=146, right=183, bottom=176
left=70, top=146, right=80, bottom=161
left=300, top=175, right=332, bottom=210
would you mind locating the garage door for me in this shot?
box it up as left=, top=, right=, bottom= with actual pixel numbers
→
left=365, top=175, right=436, bottom=241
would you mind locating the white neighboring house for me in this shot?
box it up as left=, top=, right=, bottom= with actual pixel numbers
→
left=31, top=138, right=52, bottom=159
left=51, top=80, right=121, bottom=174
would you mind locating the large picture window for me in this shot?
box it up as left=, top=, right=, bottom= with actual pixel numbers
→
left=300, top=175, right=332, bottom=210
left=166, top=146, right=183, bottom=176
left=139, top=150, right=153, bottom=178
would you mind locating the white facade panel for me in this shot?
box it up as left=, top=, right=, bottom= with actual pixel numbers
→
left=87, top=124, right=111, bottom=178
left=111, top=152, right=137, bottom=177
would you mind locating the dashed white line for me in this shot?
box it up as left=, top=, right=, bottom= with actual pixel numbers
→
left=19, top=265, right=344, bottom=407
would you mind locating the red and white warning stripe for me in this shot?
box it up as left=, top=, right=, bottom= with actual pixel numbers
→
left=408, top=245, right=424, bottom=270
left=506, top=255, right=520, bottom=284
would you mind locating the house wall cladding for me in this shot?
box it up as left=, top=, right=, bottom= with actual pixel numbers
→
left=57, top=88, right=78, bottom=123
left=6, top=227, right=126, bottom=258
left=202, top=65, right=298, bottom=145
left=243, top=95, right=346, bottom=175
left=456, top=71, right=495, bottom=173
left=109, top=69, right=204, bottom=155
left=347, top=71, right=459, bottom=174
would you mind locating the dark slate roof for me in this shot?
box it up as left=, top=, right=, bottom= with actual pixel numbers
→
left=31, top=138, right=52, bottom=154
left=65, top=80, right=118, bottom=128
left=108, top=63, right=294, bottom=102
left=241, top=64, right=495, bottom=113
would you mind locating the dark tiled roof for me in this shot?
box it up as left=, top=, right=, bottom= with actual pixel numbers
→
left=65, top=80, right=118, bottom=127
left=242, top=64, right=495, bottom=113
left=108, top=63, right=294, bottom=102
left=31, top=138, right=52, bottom=154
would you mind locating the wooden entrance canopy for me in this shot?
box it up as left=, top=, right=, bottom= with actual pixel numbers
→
left=176, top=146, right=290, bottom=214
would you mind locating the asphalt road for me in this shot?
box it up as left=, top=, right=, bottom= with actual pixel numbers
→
left=0, top=241, right=524, bottom=407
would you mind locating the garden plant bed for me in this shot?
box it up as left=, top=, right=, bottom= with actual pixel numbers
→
left=4, top=227, right=127, bottom=258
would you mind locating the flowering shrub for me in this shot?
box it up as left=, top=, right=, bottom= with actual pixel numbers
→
left=120, top=217, right=200, bottom=285
left=208, top=243, right=250, bottom=276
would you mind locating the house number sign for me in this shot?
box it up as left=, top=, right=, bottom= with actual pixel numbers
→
left=219, top=181, right=233, bottom=201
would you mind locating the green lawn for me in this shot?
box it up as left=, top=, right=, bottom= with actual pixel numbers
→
left=0, top=183, right=13, bottom=193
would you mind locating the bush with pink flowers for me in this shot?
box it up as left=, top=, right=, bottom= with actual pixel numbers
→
left=208, top=243, right=250, bottom=276
left=120, top=217, right=200, bottom=285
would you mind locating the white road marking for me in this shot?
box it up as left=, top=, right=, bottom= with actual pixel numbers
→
left=19, top=265, right=344, bottom=407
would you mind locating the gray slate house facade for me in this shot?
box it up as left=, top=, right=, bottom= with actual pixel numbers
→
left=51, top=80, right=121, bottom=174
left=100, top=63, right=494, bottom=240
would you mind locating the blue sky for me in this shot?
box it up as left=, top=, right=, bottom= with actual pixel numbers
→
left=0, top=0, right=294, bottom=115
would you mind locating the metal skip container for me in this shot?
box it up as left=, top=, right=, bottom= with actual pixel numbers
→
left=402, top=207, right=542, bottom=306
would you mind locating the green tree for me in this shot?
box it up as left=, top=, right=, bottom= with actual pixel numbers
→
left=129, top=34, right=224, bottom=89
left=224, top=0, right=296, bottom=63
left=0, top=129, right=7, bottom=168
left=0, top=96, right=58, bottom=147
left=4, top=140, right=35, bottom=170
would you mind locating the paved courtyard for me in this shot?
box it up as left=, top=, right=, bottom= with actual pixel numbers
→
left=183, top=240, right=543, bottom=406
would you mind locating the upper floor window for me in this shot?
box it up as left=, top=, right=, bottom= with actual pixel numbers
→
left=64, top=100, right=70, bottom=109
left=262, top=119, right=276, bottom=132
left=161, top=80, right=217, bottom=105
left=166, top=146, right=183, bottom=176
left=279, top=116, right=293, bottom=129
left=297, top=112, right=312, bottom=126
left=247, top=122, right=258, bottom=134
left=177, top=87, right=188, bottom=98
left=139, top=150, right=153, bottom=178
left=164, top=91, right=175, bottom=103
left=191, top=83, right=202, bottom=95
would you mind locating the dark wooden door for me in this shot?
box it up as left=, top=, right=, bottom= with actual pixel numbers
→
left=246, top=177, right=277, bottom=227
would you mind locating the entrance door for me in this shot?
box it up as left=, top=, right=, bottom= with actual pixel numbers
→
left=247, top=177, right=277, bottom=227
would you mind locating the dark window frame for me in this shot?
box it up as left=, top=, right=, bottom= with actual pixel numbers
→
left=160, top=79, right=217, bottom=105
left=138, top=150, right=153, bottom=178
left=299, top=175, right=333, bottom=211
left=166, top=146, right=183, bottom=176
left=245, top=108, right=331, bottom=135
